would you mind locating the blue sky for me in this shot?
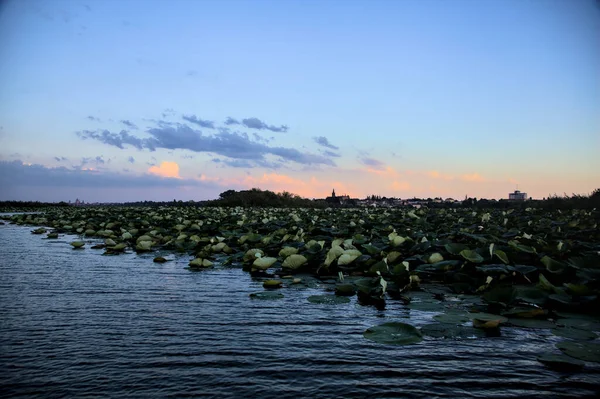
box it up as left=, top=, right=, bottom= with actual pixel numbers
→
left=1, top=0, right=598, bottom=202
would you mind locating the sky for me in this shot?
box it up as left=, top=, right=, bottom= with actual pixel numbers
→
left=0, top=0, right=599, bottom=202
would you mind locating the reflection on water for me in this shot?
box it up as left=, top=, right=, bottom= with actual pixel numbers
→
left=1, top=223, right=599, bottom=398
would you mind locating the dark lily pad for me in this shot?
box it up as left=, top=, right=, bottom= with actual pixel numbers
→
left=420, top=323, right=486, bottom=339
left=501, top=307, right=547, bottom=318
left=552, top=327, right=597, bottom=340
left=476, top=264, right=510, bottom=275
left=407, top=301, right=443, bottom=312
left=444, top=243, right=469, bottom=256
left=541, top=256, right=567, bottom=274
left=511, top=264, right=538, bottom=275
left=249, top=291, right=284, bottom=300
left=513, top=286, right=548, bottom=306
left=433, top=312, right=470, bottom=324
left=363, top=322, right=423, bottom=345
left=460, top=249, right=484, bottom=263
left=556, top=318, right=600, bottom=331
left=537, top=353, right=584, bottom=371
left=556, top=341, right=600, bottom=363
left=307, top=295, right=351, bottom=305
left=507, top=318, right=555, bottom=329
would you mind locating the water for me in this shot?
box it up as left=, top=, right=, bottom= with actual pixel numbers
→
left=1, top=223, right=599, bottom=398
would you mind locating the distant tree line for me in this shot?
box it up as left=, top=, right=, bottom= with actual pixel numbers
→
left=0, top=200, right=71, bottom=209
left=207, top=188, right=328, bottom=208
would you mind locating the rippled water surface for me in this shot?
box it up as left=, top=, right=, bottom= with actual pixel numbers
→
left=1, top=222, right=599, bottom=398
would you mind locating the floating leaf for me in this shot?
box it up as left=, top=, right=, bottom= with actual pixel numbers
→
left=552, top=327, right=597, bottom=340
left=249, top=291, right=284, bottom=300
left=307, top=295, right=351, bottom=305
left=537, top=353, right=584, bottom=371
left=420, top=323, right=486, bottom=339
left=507, top=318, right=555, bottom=329
left=556, top=341, right=600, bottom=363
left=363, top=322, right=423, bottom=345
left=541, top=256, right=567, bottom=274
left=252, top=257, right=277, bottom=271
left=460, top=249, right=484, bottom=263
left=433, top=312, right=470, bottom=324
left=444, top=243, right=469, bottom=256
left=282, top=254, right=308, bottom=270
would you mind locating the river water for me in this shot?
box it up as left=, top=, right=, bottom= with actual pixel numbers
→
left=1, top=222, right=599, bottom=398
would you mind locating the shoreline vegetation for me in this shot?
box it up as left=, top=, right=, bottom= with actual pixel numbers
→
left=1, top=188, right=599, bottom=364
left=0, top=187, right=599, bottom=211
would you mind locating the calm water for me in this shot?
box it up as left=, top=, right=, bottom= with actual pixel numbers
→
left=1, top=222, right=599, bottom=398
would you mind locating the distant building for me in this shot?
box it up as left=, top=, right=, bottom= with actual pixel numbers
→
left=509, top=190, right=527, bottom=201
left=326, top=188, right=350, bottom=204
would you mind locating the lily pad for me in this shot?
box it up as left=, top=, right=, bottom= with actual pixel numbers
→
left=307, top=295, right=351, bottom=305
left=556, top=341, right=600, bottom=362
left=433, top=312, right=470, bottom=324
left=249, top=291, right=284, bottom=300
left=363, top=322, right=423, bottom=345
left=460, top=249, right=484, bottom=263
left=444, top=243, right=469, bottom=255
left=537, top=353, right=584, bottom=371
left=507, top=318, right=555, bottom=329
left=541, top=256, right=567, bottom=274
left=552, top=327, right=597, bottom=340
left=420, top=323, right=486, bottom=339
left=407, top=301, right=443, bottom=312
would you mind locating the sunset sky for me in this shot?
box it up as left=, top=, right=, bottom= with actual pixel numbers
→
left=1, top=0, right=598, bottom=202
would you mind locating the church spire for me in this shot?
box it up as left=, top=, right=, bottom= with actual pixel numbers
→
left=332, top=188, right=336, bottom=198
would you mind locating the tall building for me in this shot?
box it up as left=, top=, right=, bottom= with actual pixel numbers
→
left=508, top=190, right=527, bottom=201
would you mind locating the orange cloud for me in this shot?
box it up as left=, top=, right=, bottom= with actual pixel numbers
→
left=148, top=161, right=181, bottom=178
left=461, top=173, right=485, bottom=182
left=366, top=166, right=400, bottom=178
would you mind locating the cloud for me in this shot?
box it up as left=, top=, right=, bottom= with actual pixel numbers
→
left=79, top=124, right=335, bottom=167
left=359, top=157, right=386, bottom=171
left=148, top=161, right=181, bottom=179
left=322, top=150, right=341, bottom=158
left=128, top=156, right=135, bottom=164
left=313, top=136, right=339, bottom=150
left=162, top=108, right=176, bottom=118
left=242, top=117, right=288, bottom=133
left=77, top=129, right=152, bottom=150
left=0, top=160, right=212, bottom=191
left=121, top=120, right=138, bottom=130
left=54, top=156, right=68, bottom=162
left=224, top=117, right=240, bottom=125
left=182, top=115, right=215, bottom=129
left=87, top=115, right=101, bottom=122
left=212, top=157, right=283, bottom=169
left=427, top=170, right=454, bottom=181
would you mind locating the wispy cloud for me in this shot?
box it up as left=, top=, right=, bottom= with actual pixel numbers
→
left=182, top=114, right=215, bottom=129
left=54, top=156, right=68, bottom=162
left=313, top=136, right=339, bottom=150
left=77, top=124, right=334, bottom=167
left=224, top=117, right=240, bottom=125
left=128, top=156, right=135, bottom=164
left=87, top=115, right=101, bottom=122
left=242, top=117, right=288, bottom=133
left=121, top=120, right=138, bottom=130
left=359, top=157, right=386, bottom=171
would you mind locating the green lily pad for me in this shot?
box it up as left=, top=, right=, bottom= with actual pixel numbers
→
left=537, top=353, right=584, bottom=371
left=513, top=286, right=548, bottom=306
left=552, top=327, right=597, bottom=340
left=507, top=318, right=555, bottom=329
left=407, top=301, right=443, bottom=312
left=444, top=243, right=469, bottom=255
left=556, top=318, right=600, bottom=331
left=420, top=323, right=486, bottom=339
left=493, top=249, right=509, bottom=264
left=307, top=295, right=351, bottom=305
left=433, top=312, right=470, bottom=324
left=511, top=264, right=538, bottom=275
left=363, top=322, right=423, bottom=345
left=476, top=264, right=510, bottom=275
left=541, top=255, right=567, bottom=274
left=460, top=249, right=484, bottom=263
left=249, top=291, right=284, bottom=300
left=556, top=341, right=600, bottom=362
